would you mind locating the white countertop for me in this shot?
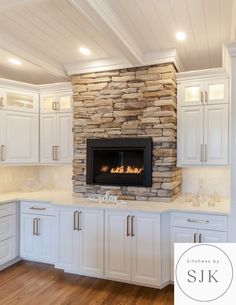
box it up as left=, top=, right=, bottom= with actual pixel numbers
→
left=0, top=190, right=231, bottom=215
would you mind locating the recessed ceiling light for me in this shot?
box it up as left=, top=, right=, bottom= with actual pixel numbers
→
left=79, top=47, right=91, bottom=56
left=176, top=32, right=186, bottom=41
left=8, top=58, right=21, bottom=65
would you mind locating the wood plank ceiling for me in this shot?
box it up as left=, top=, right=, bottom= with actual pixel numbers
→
left=0, top=0, right=234, bottom=84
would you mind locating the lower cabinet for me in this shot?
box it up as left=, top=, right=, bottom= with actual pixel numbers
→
left=57, top=207, right=104, bottom=276
left=105, top=210, right=167, bottom=287
left=170, top=212, right=228, bottom=281
left=20, top=204, right=56, bottom=264
left=0, top=202, right=19, bottom=269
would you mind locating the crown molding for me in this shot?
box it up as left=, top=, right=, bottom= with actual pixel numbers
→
left=65, top=49, right=183, bottom=75
left=176, top=67, right=229, bottom=83
left=0, top=77, right=39, bottom=92
left=38, top=82, right=72, bottom=94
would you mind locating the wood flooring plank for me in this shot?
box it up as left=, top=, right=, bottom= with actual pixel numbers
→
left=0, top=262, right=174, bottom=305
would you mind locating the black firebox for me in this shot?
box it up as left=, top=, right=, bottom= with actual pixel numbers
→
left=86, top=138, right=152, bottom=187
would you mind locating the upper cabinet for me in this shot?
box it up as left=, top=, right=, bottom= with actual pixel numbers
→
left=179, top=78, right=228, bottom=107
left=0, top=89, right=39, bottom=113
left=40, top=93, right=72, bottom=113
left=177, top=69, right=229, bottom=166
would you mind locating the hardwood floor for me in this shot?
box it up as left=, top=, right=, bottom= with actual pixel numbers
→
left=0, top=261, right=174, bottom=305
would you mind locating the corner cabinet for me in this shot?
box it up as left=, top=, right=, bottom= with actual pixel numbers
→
left=177, top=70, right=229, bottom=166
left=40, top=93, right=73, bottom=164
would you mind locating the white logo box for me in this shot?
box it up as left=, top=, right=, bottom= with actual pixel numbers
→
left=174, top=243, right=236, bottom=305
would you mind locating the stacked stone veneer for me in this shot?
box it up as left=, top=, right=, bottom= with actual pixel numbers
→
left=72, top=63, right=182, bottom=202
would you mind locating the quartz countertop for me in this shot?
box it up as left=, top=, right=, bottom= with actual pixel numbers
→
left=0, top=190, right=231, bottom=215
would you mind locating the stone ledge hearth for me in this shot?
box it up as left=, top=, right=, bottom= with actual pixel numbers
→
left=72, top=63, right=182, bottom=202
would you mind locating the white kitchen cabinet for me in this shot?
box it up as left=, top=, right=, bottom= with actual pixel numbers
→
left=0, top=89, right=39, bottom=113
left=20, top=204, right=56, bottom=264
left=179, top=78, right=228, bottom=107
left=105, top=210, right=163, bottom=287
left=40, top=113, right=72, bottom=164
left=40, top=93, right=71, bottom=113
left=178, top=106, right=203, bottom=165
left=204, top=104, right=228, bottom=165
left=178, top=104, right=228, bottom=166
left=131, top=212, right=161, bottom=286
left=57, top=207, right=104, bottom=277
left=0, top=110, right=39, bottom=164
left=177, top=71, right=229, bottom=166
left=105, top=210, right=132, bottom=281
left=170, top=212, right=228, bottom=281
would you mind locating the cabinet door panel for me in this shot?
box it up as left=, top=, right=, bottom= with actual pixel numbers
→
left=57, top=113, right=72, bottom=163
left=79, top=209, right=103, bottom=276
left=59, top=95, right=72, bottom=112
left=38, top=216, right=56, bottom=264
left=57, top=209, right=78, bottom=272
left=0, top=238, right=15, bottom=266
left=178, top=106, right=203, bottom=165
left=205, top=79, right=228, bottom=105
left=40, top=95, right=56, bottom=113
left=204, top=104, right=228, bottom=165
left=40, top=114, right=57, bottom=163
left=105, top=210, right=131, bottom=281
left=170, top=227, right=196, bottom=281
left=2, top=111, right=39, bottom=163
left=0, top=215, right=16, bottom=242
left=179, top=83, right=203, bottom=106
left=198, top=230, right=227, bottom=243
left=20, top=214, right=37, bottom=260
left=132, top=213, right=161, bottom=286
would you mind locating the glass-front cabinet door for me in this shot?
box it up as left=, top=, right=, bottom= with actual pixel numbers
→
left=205, top=79, right=228, bottom=105
left=179, top=82, right=203, bottom=106
left=40, top=94, right=72, bottom=113
left=58, top=95, right=72, bottom=112
left=0, top=90, right=39, bottom=112
left=40, top=95, right=57, bottom=113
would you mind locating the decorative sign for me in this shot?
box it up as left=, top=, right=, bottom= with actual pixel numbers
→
left=175, top=243, right=235, bottom=304
left=88, top=191, right=128, bottom=205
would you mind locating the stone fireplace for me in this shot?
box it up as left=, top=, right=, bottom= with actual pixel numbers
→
left=72, top=63, right=182, bottom=201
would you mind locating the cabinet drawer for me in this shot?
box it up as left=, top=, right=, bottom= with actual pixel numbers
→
left=171, top=212, right=227, bottom=231
left=0, top=215, right=16, bottom=241
left=0, top=203, right=16, bottom=218
left=0, top=237, right=15, bottom=266
left=21, top=202, right=55, bottom=216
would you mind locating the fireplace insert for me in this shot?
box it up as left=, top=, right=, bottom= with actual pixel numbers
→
left=86, top=138, right=152, bottom=187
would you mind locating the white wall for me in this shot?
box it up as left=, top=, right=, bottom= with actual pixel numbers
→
left=0, top=165, right=72, bottom=193
left=182, top=167, right=230, bottom=198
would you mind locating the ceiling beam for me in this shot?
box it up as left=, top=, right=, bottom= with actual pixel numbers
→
left=0, top=31, right=68, bottom=79
left=70, top=0, right=143, bottom=66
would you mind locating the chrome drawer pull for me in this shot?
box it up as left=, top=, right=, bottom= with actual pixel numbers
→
left=193, top=233, right=197, bottom=243
left=199, top=233, right=202, bottom=243
left=187, top=219, right=209, bottom=224
left=30, top=207, right=46, bottom=211
left=73, top=211, right=78, bottom=230
left=77, top=211, right=82, bottom=231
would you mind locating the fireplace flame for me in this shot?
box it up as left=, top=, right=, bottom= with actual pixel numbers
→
left=100, top=165, right=144, bottom=175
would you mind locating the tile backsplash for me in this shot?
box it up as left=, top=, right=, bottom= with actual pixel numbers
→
left=182, top=167, right=230, bottom=198
left=0, top=165, right=72, bottom=193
